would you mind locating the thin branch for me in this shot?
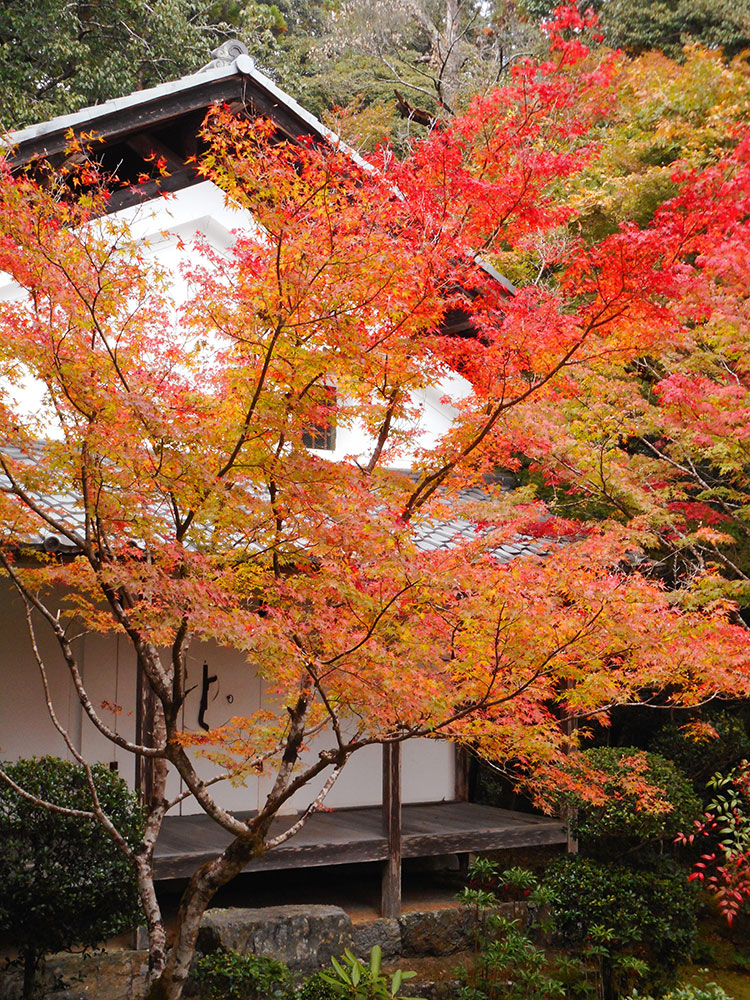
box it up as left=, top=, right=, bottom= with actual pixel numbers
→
left=0, top=767, right=95, bottom=819
left=365, top=388, right=400, bottom=473
left=319, top=580, right=418, bottom=666
left=18, top=598, right=135, bottom=858
left=164, top=772, right=229, bottom=811
left=265, top=766, right=343, bottom=849
left=0, top=453, right=85, bottom=549
left=164, top=739, right=254, bottom=838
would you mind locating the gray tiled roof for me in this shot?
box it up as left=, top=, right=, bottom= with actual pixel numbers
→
left=5, top=50, right=372, bottom=174
left=411, top=487, right=549, bottom=563
left=0, top=443, right=85, bottom=548
left=414, top=519, right=548, bottom=563
left=1, top=445, right=547, bottom=563
left=8, top=55, right=309, bottom=145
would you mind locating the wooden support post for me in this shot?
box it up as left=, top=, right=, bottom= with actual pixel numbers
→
left=454, top=744, right=470, bottom=801
left=381, top=741, right=402, bottom=918
left=561, top=685, right=579, bottom=855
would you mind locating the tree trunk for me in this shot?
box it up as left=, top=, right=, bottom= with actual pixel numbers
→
left=440, top=0, right=461, bottom=109
left=144, top=833, right=265, bottom=1000
left=135, top=855, right=168, bottom=982
left=21, top=949, right=40, bottom=1000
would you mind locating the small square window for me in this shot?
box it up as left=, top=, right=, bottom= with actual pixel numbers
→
left=302, top=386, right=336, bottom=451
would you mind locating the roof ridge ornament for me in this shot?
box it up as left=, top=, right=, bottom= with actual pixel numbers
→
left=202, top=40, right=253, bottom=71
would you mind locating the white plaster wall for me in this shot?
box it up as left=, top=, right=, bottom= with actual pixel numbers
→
left=175, top=640, right=263, bottom=815
left=0, top=582, right=80, bottom=763
left=0, top=181, right=472, bottom=462
left=76, top=630, right=137, bottom=775
left=0, top=589, right=263, bottom=814
left=402, top=738, right=455, bottom=802
left=280, top=735, right=455, bottom=814
left=0, top=585, right=455, bottom=816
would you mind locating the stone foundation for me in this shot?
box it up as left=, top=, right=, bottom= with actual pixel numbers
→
left=0, top=900, right=521, bottom=999
left=196, top=904, right=353, bottom=974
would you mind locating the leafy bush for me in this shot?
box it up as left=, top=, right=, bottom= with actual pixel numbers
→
left=676, top=761, right=750, bottom=925
left=195, top=948, right=419, bottom=1000
left=624, top=985, right=732, bottom=1000
left=0, top=756, right=142, bottom=999
left=297, top=971, right=343, bottom=1000
left=650, top=711, right=750, bottom=789
left=458, top=858, right=564, bottom=1000
left=318, top=946, right=418, bottom=1000
left=563, top=747, right=701, bottom=856
left=194, top=949, right=293, bottom=1000
left=546, top=856, right=698, bottom=999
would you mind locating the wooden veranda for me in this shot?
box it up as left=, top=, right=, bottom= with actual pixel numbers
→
left=155, top=748, right=567, bottom=917
left=155, top=802, right=566, bottom=880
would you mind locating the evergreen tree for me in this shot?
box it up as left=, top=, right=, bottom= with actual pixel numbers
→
left=0, top=0, right=222, bottom=129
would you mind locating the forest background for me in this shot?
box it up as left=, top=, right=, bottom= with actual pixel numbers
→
left=1, top=0, right=749, bottom=137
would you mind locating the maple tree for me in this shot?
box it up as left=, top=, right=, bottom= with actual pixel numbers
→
left=507, top=111, right=750, bottom=613
left=0, top=9, right=749, bottom=998
left=489, top=36, right=750, bottom=619
left=569, top=45, right=750, bottom=241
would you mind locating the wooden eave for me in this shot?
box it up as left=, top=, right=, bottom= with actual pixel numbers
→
left=7, top=60, right=331, bottom=172
left=4, top=53, right=514, bottom=309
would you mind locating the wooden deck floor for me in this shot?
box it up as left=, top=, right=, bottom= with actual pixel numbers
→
left=154, top=801, right=567, bottom=880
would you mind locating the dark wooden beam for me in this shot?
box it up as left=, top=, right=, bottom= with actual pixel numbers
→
left=454, top=744, right=469, bottom=802
left=104, top=168, right=199, bottom=213
left=10, top=78, right=249, bottom=167
left=454, top=743, right=471, bottom=873
left=11, top=73, right=331, bottom=171
left=561, top=684, right=579, bottom=855
left=381, top=741, right=402, bottom=918
left=125, top=131, right=188, bottom=175
left=154, top=802, right=567, bottom=880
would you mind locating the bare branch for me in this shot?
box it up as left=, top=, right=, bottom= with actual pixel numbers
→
left=0, top=766, right=96, bottom=819
left=265, top=766, right=343, bottom=849
left=0, top=550, right=163, bottom=758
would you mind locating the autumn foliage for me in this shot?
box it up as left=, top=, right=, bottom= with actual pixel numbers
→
left=0, top=7, right=749, bottom=997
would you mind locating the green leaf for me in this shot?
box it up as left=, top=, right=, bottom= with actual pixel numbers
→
left=330, top=956, right=348, bottom=983
left=369, top=944, right=382, bottom=978
left=390, top=969, right=403, bottom=996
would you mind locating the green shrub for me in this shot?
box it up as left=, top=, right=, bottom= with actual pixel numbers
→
left=563, top=747, right=701, bottom=856
left=0, top=756, right=142, bottom=999
left=317, top=946, right=418, bottom=1000
left=297, top=971, right=343, bottom=1000
left=194, top=947, right=419, bottom=1000
left=625, top=985, right=732, bottom=1000
left=546, top=856, right=698, bottom=1000
left=650, top=711, right=750, bottom=789
left=194, top=949, right=293, bottom=1000
left=458, top=859, right=564, bottom=1000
